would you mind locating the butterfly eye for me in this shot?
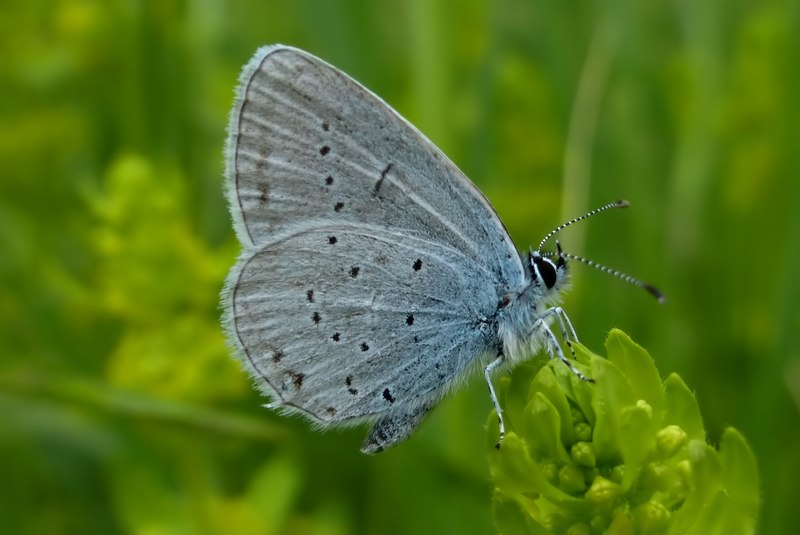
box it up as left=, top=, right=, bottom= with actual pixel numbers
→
left=533, top=256, right=558, bottom=289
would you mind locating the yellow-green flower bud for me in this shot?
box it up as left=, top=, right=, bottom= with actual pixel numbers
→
left=656, top=424, right=688, bottom=458
left=570, top=441, right=597, bottom=467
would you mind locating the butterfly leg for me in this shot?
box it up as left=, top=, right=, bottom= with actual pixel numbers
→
left=539, top=306, right=582, bottom=363
left=534, top=317, right=594, bottom=383
left=361, top=400, right=435, bottom=454
left=484, top=353, right=506, bottom=449
left=549, top=306, right=579, bottom=343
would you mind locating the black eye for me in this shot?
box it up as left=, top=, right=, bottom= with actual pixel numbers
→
left=534, top=257, right=558, bottom=289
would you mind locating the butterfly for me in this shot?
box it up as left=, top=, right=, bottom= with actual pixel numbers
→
left=222, top=45, right=662, bottom=453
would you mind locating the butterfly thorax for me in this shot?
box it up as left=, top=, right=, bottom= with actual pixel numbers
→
left=496, top=252, right=570, bottom=366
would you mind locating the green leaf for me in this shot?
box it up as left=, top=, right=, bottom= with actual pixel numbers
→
left=523, top=392, right=572, bottom=464
left=588, top=352, right=635, bottom=463
left=493, top=490, right=550, bottom=535
left=663, top=374, right=706, bottom=441
left=617, top=402, right=657, bottom=489
left=718, top=428, right=760, bottom=532
left=530, top=366, right=577, bottom=446
left=605, top=329, right=666, bottom=422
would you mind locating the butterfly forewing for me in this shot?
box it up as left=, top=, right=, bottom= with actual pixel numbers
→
left=224, top=45, right=525, bottom=425
left=227, top=45, right=524, bottom=287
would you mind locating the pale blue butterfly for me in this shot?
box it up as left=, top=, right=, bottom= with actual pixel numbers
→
left=222, top=45, right=662, bottom=453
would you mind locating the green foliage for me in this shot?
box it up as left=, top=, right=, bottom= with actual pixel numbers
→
left=488, top=330, right=759, bottom=534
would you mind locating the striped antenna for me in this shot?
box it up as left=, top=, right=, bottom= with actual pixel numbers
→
left=537, top=200, right=629, bottom=252
left=544, top=244, right=665, bottom=303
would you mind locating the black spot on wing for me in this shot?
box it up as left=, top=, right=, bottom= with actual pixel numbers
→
left=413, top=259, right=422, bottom=271
left=383, top=388, right=395, bottom=404
left=290, top=371, right=304, bottom=389
left=320, top=145, right=330, bottom=156
left=346, top=375, right=357, bottom=395
left=375, top=163, right=393, bottom=192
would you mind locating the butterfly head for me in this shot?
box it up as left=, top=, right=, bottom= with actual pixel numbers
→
left=530, top=241, right=569, bottom=298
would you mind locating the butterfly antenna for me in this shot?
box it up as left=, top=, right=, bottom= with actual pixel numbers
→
left=545, top=245, right=665, bottom=303
left=537, top=200, right=630, bottom=252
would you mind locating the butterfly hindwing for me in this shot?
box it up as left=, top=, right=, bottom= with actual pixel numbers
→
left=228, top=225, right=499, bottom=423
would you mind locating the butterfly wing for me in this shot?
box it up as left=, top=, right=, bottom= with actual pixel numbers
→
left=229, top=224, right=498, bottom=423
left=224, top=45, right=525, bottom=427
left=225, top=45, right=525, bottom=290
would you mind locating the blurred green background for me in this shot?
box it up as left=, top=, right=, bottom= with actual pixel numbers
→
left=2, top=0, right=798, bottom=533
